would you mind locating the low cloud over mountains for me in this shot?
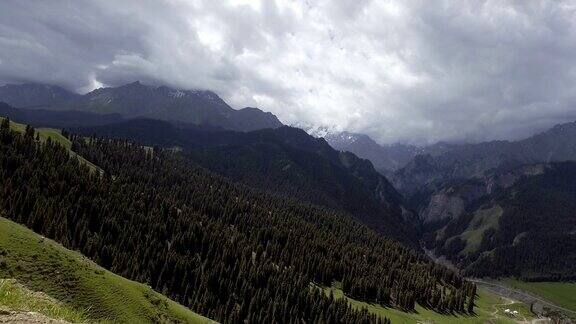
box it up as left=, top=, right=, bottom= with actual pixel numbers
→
left=1, top=0, right=576, bottom=144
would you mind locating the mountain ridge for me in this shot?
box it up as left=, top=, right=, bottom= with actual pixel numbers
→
left=391, top=119, right=576, bottom=199
left=0, top=83, right=81, bottom=108
left=0, top=82, right=283, bottom=132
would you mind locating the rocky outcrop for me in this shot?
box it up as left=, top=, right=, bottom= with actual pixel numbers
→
left=419, top=163, right=550, bottom=224
left=420, top=181, right=484, bottom=223
left=422, top=192, right=466, bottom=224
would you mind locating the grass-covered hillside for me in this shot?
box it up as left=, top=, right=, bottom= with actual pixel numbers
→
left=0, top=216, right=212, bottom=323
left=0, top=278, right=87, bottom=323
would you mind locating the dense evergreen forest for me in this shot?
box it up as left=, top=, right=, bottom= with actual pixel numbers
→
left=71, top=118, right=418, bottom=243
left=0, top=120, right=476, bottom=323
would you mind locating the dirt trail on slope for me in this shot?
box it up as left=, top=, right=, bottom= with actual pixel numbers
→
left=0, top=308, right=71, bottom=323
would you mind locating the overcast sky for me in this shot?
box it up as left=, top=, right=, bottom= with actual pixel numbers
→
left=1, top=0, right=576, bottom=144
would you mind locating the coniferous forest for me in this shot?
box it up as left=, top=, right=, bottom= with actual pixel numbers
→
left=0, top=121, right=476, bottom=323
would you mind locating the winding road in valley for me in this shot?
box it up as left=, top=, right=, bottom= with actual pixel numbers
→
left=470, top=279, right=576, bottom=317
left=423, top=245, right=574, bottom=322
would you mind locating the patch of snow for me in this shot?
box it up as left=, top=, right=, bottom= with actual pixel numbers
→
left=169, top=90, right=187, bottom=98
left=303, top=125, right=339, bottom=138
left=92, top=93, right=114, bottom=104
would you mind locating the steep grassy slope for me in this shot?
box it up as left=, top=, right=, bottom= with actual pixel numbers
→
left=0, top=278, right=87, bottom=323
left=504, top=279, right=576, bottom=312
left=0, top=216, right=212, bottom=323
left=321, top=282, right=535, bottom=324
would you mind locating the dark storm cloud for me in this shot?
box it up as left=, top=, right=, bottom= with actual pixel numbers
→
left=1, top=0, right=576, bottom=144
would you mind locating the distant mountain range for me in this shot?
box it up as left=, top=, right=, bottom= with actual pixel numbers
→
left=323, top=131, right=421, bottom=172
left=314, top=119, right=576, bottom=204
left=392, top=120, right=576, bottom=197
left=312, top=129, right=454, bottom=173
left=0, top=82, right=282, bottom=132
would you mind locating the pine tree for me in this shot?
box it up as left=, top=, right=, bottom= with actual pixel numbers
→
left=0, top=117, right=9, bottom=130
left=24, top=124, right=34, bottom=138
left=467, top=290, right=475, bottom=313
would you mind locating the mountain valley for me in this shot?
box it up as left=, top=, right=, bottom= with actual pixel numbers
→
left=2, top=2, right=576, bottom=322
left=0, top=82, right=575, bottom=323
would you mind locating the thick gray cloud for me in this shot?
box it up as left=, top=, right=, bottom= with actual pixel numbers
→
left=1, top=0, right=576, bottom=144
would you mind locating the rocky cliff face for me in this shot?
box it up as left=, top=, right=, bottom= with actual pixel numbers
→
left=418, top=163, right=550, bottom=224
left=421, top=184, right=483, bottom=224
